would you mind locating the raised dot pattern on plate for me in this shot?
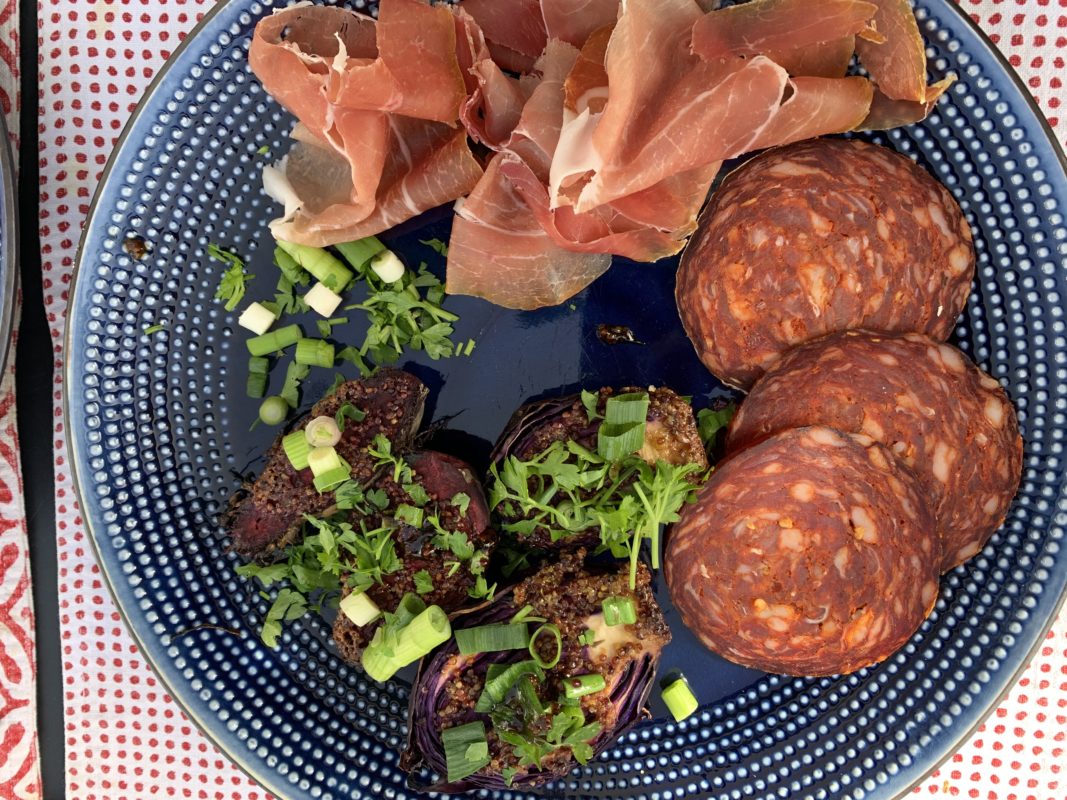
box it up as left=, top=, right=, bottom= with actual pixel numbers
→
left=66, top=2, right=1067, bottom=799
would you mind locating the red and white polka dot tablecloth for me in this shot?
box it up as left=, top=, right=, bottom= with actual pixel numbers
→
left=26, top=2, right=1067, bottom=799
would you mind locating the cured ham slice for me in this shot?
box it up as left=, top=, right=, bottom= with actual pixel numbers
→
left=550, top=0, right=788, bottom=213
left=459, top=0, right=547, bottom=72
left=690, top=0, right=876, bottom=67
left=540, top=0, right=620, bottom=48
left=862, top=77, right=954, bottom=130
left=250, top=0, right=483, bottom=246
left=446, top=154, right=611, bottom=310
left=456, top=10, right=535, bottom=149
left=747, top=76, right=875, bottom=151
left=854, top=0, right=928, bottom=102
left=273, top=119, right=484, bottom=247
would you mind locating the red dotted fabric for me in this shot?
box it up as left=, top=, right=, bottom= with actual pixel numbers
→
left=30, top=2, right=1067, bottom=799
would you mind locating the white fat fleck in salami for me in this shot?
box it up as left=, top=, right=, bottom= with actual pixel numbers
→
left=665, top=426, right=938, bottom=677
left=728, top=330, right=1023, bottom=573
left=676, top=138, right=974, bottom=390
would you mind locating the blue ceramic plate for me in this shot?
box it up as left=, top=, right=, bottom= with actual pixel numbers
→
left=0, top=112, right=16, bottom=375
left=68, top=2, right=1067, bottom=799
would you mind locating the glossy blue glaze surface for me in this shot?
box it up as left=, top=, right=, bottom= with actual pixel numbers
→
left=67, top=1, right=1067, bottom=798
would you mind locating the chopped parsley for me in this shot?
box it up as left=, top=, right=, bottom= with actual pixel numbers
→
left=451, top=492, right=471, bottom=516
left=413, top=569, right=435, bottom=595
left=209, top=243, right=254, bottom=311
left=236, top=515, right=402, bottom=646
left=419, top=237, right=449, bottom=256
left=279, top=360, right=311, bottom=409
left=334, top=402, right=366, bottom=431
left=488, top=438, right=706, bottom=587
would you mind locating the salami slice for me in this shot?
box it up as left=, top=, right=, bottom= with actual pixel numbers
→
left=728, top=331, right=1022, bottom=571
left=675, top=137, right=975, bottom=389
left=665, top=426, right=939, bottom=676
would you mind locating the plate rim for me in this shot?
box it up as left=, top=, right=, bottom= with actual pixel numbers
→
left=63, top=1, right=1067, bottom=799
left=0, top=110, right=18, bottom=377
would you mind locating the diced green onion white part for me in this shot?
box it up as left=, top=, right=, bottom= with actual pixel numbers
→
left=305, top=415, right=342, bottom=448
left=247, top=323, right=302, bottom=356
left=339, top=591, right=381, bottom=627
left=308, top=446, right=342, bottom=477
left=304, top=281, right=344, bottom=318
left=661, top=674, right=698, bottom=722
left=238, top=301, right=277, bottom=335
left=258, top=396, right=289, bottom=426
left=282, top=430, right=310, bottom=470
left=369, top=250, right=406, bottom=284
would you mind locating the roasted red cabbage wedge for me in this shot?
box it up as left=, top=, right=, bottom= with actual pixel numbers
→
left=225, top=369, right=427, bottom=558
left=402, top=552, right=670, bottom=792
left=488, top=386, right=707, bottom=551
left=331, top=450, right=496, bottom=665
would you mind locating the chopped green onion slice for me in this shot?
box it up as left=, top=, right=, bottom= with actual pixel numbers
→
left=602, top=596, right=637, bottom=626
left=454, top=623, right=530, bottom=656
left=248, top=356, right=270, bottom=374
left=564, top=673, right=606, bottom=700
left=661, top=674, right=699, bottom=722
left=395, top=593, right=427, bottom=627
left=528, top=623, right=562, bottom=669
left=578, top=629, right=597, bottom=647
left=246, top=371, right=268, bottom=399
left=597, top=392, right=650, bottom=460
left=247, top=324, right=302, bottom=357
left=294, top=338, right=336, bottom=368
left=307, top=446, right=343, bottom=478
left=275, top=240, right=354, bottom=292
left=335, top=403, right=366, bottom=431
left=305, top=416, right=342, bottom=448
left=391, top=604, right=451, bottom=663
left=597, top=421, right=646, bottom=461
left=313, top=465, right=351, bottom=493
left=516, top=672, right=545, bottom=714
left=441, top=721, right=491, bottom=783
left=360, top=602, right=448, bottom=682
left=334, top=236, right=387, bottom=272
left=282, top=431, right=311, bottom=470
left=604, top=392, right=651, bottom=425
left=143, top=324, right=164, bottom=335
left=509, top=605, right=547, bottom=625
left=474, top=659, right=545, bottom=713
left=339, top=591, right=381, bottom=627
left=258, top=396, right=288, bottom=426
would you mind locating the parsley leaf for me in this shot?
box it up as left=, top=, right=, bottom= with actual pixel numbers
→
left=279, top=360, right=311, bottom=409
left=260, top=588, right=307, bottom=648
left=413, top=569, right=434, bottom=595
left=419, top=237, right=449, bottom=256
left=451, top=492, right=471, bottom=516
left=209, top=243, right=253, bottom=312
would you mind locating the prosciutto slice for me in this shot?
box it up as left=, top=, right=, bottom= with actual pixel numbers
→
left=446, top=154, right=611, bottom=310
left=747, top=76, right=875, bottom=151
left=854, top=0, right=928, bottom=102
left=249, top=0, right=482, bottom=246
left=690, top=0, right=876, bottom=67
left=862, top=76, right=954, bottom=130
